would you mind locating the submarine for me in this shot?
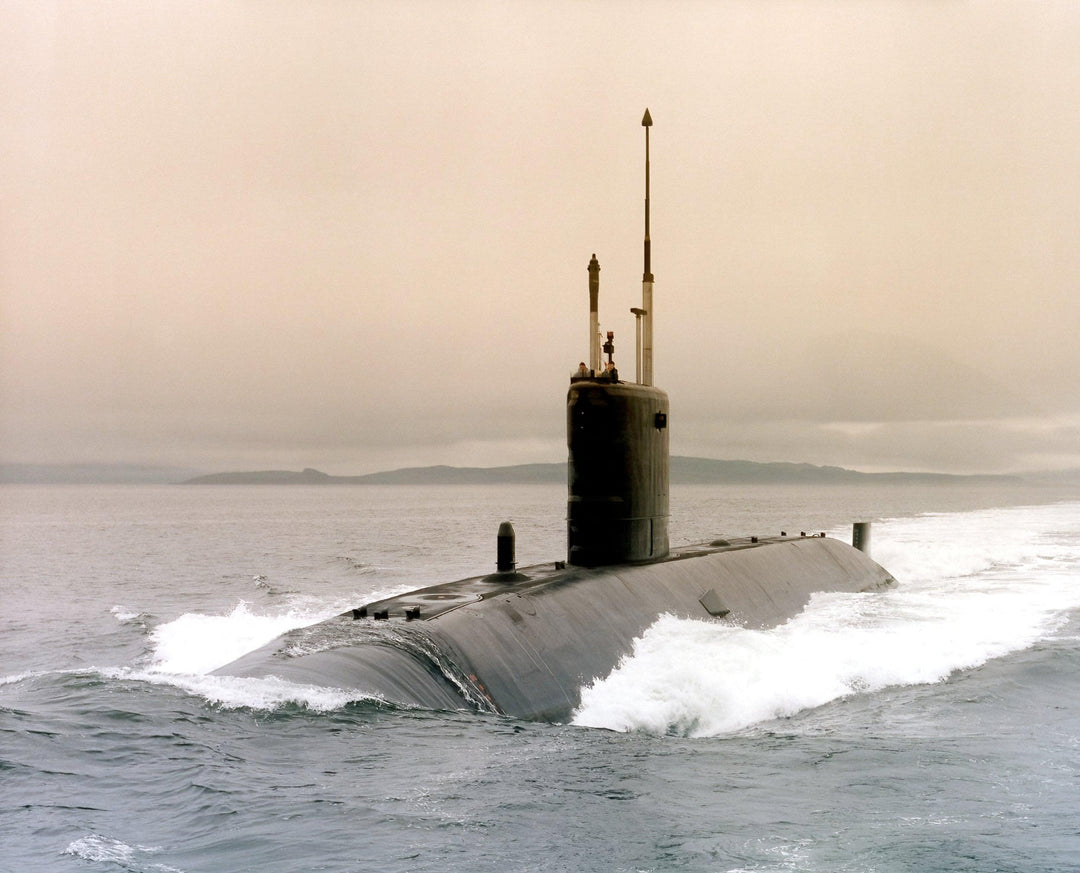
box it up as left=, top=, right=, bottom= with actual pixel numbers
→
left=214, top=110, right=897, bottom=722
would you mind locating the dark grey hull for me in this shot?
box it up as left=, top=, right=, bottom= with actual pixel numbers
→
left=214, top=534, right=896, bottom=722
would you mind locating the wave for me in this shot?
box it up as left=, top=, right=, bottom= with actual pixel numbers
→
left=87, top=585, right=416, bottom=711
left=101, top=667, right=383, bottom=713
left=147, top=600, right=329, bottom=676
left=63, top=834, right=183, bottom=872
left=573, top=501, right=1080, bottom=736
left=0, top=664, right=385, bottom=715
left=2, top=586, right=413, bottom=712
left=146, top=584, right=412, bottom=676
left=0, top=669, right=44, bottom=688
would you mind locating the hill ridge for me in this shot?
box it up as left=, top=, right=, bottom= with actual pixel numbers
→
left=180, top=458, right=1021, bottom=486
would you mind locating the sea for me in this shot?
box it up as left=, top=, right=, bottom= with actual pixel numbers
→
left=2, top=481, right=1079, bottom=873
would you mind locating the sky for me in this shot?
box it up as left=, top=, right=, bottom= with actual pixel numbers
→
left=3, top=0, right=1079, bottom=476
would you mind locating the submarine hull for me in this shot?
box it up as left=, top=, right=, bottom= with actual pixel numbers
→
left=214, top=535, right=896, bottom=722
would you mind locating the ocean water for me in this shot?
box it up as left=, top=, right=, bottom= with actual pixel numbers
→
left=2, top=482, right=1079, bottom=872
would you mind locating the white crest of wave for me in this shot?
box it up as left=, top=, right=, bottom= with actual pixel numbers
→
left=110, top=604, right=142, bottom=623
left=118, top=669, right=374, bottom=712
left=148, top=599, right=334, bottom=675
left=148, top=585, right=413, bottom=675
left=137, top=587, right=412, bottom=710
left=0, top=669, right=42, bottom=687
left=574, top=502, right=1080, bottom=737
left=63, top=834, right=181, bottom=872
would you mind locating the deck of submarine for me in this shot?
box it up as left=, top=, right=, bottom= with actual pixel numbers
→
left=349, top=533, right=832, bottom=625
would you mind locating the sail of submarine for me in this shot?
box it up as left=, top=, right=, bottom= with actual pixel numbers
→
left=214, top=110, right=897, bottom=722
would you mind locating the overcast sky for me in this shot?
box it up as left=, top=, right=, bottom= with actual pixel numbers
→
left=3, top=1, right=1079, bottom=475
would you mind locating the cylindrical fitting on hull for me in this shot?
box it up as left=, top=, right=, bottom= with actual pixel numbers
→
left=567, top=381, right=669, bottom=566
left=497, top=521, right=516, bottom=572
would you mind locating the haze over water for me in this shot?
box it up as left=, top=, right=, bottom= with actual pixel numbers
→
left=4, top=2, right=1080, bottom=477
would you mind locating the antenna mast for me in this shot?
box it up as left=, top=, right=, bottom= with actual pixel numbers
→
left=641, top=108, right=654, bottom=386
left=588, top=254, right=601, bottom=373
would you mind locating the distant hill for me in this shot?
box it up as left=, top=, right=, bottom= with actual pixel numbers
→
left=180, top=459, right=1022, bottom=486
left=0, top=463, right=200, bottom=484
left=671, top=457, right=1018, bottom=485
left=1021, top=468, right=1080, bottom=486
left=179, top=467, right=339, bottom=485
left=181, top=465, right=562, bottom=485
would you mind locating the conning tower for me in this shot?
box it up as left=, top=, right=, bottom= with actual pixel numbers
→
left=567, top=109, right=670, bottom=567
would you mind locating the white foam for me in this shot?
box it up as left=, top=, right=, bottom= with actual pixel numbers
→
left=110, top=604, right=142, bottom=623
left=107, top=667, right=376, bottom=712
left=128, top=587, right=413, bottom=710
left=147, top=585, right=411, bottom=675
left=574, top=501, right=1080, bottom=736
left=0, top=669, right=42, bottom=687
left=63, top=834, right=182, bottom=872
left=147, top=600, right=327, bottom=675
